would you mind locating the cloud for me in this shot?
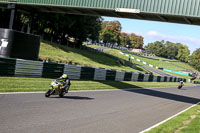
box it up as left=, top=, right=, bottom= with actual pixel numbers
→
left=146, top=31, right=159, bottom=36
left=142, top=30, right=200, bottom=52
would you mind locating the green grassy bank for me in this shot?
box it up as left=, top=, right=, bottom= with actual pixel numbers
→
left=125, top=51, right=197, bottom=72
left=39, top=42, right=146, bottom=72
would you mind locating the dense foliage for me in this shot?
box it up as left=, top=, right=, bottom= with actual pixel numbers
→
left=1, top=9, right=143, bottom=48
left=145, top=40, right=190, bottom=62
left=0, top=9, right=103, bottom=48
left=189, top=48, right=200, bottom=71
left=99, top=21, right=144, bottom=48
left=99, top=21, right=122, bottom=47
left=120, top=32, right=144, bottom=48
left=145, top=40, right=200, bottom=72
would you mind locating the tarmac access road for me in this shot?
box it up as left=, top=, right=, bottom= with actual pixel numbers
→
left=139, top=65, right=178, bottom=77
left=0, top=85, right=200, bottom=133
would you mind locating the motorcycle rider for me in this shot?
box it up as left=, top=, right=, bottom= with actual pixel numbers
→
left=57, top=74, right=71, bottom=93
left=178, top=80, right=184, bottom=89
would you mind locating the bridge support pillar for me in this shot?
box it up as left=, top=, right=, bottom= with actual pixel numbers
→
left=8, top=3, right=16, bottom=29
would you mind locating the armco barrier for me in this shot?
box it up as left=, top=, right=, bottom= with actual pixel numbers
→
left=42, top=62, right=64, bottom=78
left=106, top=70, right=116, bottom=81
left=163, top=68, right=189, bottom=76
left=153, top=76, right=157, bottom=82
left=115, top=70, right=125, bottom=81
left=157, top=76, right=161, bottom=82
left=194, top=81, right=200, bottom=84
left=15, top=59, right=43, bottom=77
left=80, top=67, right=95, bottom=80
left=143, top=74, right=149, bottom=82
left=137, top=73, right=144, bottom=81
left=131, top=72, right=139, bottom=81
left=0, top=57, right=187, bottom=83
left=148, top=75, right=154, bottom=82
left=0, top=57, right=16, bottom=76
left=64, top=64, right=81, bottom=80
left=94, top=68, right=106, bottom=81
left=124, top=72, right=132, bottom=81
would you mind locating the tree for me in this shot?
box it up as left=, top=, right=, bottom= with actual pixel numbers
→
left=13, top=12, right=103, bottom=48
left=146, top=40, right=190, bottom=62
left=176, top=45, right=190, bottom=62
left=129, top=33, right=137, bottom=48
left=165, top=41, right=179, bottom=59
left=135, top=36, right=144, bottom=49
left=99, top=20, right=122, bottom=47
left=189, top=49, right=200, bottom=71
left=145, top=40, right=167, bottom=57
left=120, top=32, right=129, bottom=47
left=124, top=33, right=144, bottom=49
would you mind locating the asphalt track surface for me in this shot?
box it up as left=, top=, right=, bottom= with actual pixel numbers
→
left=0, top=86, right=200, bottom=133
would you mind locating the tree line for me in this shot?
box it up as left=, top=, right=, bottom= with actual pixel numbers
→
left=99, top=21, right=144, bottom=49
left=1, top=10, right=143, bottom=48
left=0, top=10, right=102, bottom=48
left=189, top=48, right=200, bottom=71
left=145, top=40, right=200, bottom=72
left=145, top=40, right=190, bottom=62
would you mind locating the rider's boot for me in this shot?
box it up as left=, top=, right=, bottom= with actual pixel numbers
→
left=65, top=86, right=69, bottom=93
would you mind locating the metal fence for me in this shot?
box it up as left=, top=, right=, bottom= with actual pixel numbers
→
left=0, top=57, right=188, bottom=83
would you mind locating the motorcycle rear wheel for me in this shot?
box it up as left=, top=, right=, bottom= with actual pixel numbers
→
left=59, top=94, right=63, bottom=97
left=178, top=85, right=182, bottom=89
left=59, top=91, right=65, bottom=97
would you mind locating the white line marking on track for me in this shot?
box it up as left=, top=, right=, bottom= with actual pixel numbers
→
left=0, top=92, right=45, bottom=95
left=0, top=88, right=142, bottom=95
left=140, top=101, right=200, bottom=133
left=0, top=86, right=194, bottom=95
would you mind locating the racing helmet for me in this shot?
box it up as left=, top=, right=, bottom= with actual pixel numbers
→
left=61, top=74, right=68, bottom=79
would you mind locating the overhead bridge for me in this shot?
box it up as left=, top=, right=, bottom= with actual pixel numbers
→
left=1, top=0, right=200, bottom=26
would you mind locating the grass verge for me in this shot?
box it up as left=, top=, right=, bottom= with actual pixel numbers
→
left=0, top=77, right=193, bottom=92
left=39, top=42, right=145, bottom=72
left=145, top=104, right=200, bottom=133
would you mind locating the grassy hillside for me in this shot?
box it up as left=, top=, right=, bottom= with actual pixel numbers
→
left=87, top=45, right=199, bottom=79
left=39, top=42, right=147, bottom=73
left=125, top=52, right=198, bottom=72
left=39, top=42, right=198, bottom=77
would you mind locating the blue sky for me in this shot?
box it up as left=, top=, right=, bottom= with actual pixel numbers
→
left=103, top=16, right=200, bottom=53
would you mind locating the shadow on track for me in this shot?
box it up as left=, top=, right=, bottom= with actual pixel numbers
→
left=127, top=88, right=199, bottom=104
left=97, top=81, right=200, bottom=104
left=50, top=96, right=94, bottom=100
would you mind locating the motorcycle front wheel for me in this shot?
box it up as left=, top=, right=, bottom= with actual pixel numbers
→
left=45, top=89, right=51, bottom=97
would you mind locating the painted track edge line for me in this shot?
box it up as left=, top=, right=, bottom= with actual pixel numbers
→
left=139, top=101, right=200, bottom=133
left=0, top=92, right=45, bottom=95
left=0, top=88, right=141, bottom=95
left=0, top=86, right=195, bottom=95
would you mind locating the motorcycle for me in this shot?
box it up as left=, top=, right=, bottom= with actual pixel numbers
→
left=177, top=84, right=183, bottom=89
left=45, top=80, right=66, bottom=97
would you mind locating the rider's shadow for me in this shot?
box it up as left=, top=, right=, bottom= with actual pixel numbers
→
left=51, top=96, right=94, bottom=100
left=178, top=88, right=187, bottom=90
left=64, top=96, right=94, bottom=100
